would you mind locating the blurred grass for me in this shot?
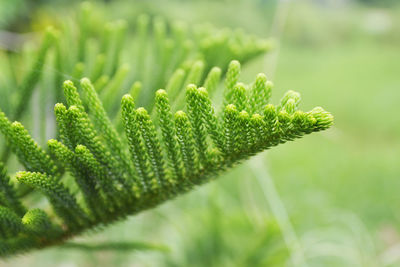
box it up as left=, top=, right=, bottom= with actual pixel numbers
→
left=1, top=0, right=400, bottom=266
left=270, top=40, right=400, bottom=229
left=266, top=39, right=400, bottom=265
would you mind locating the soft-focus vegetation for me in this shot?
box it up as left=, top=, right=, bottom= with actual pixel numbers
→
left=1, top=0, right=399, bottom=266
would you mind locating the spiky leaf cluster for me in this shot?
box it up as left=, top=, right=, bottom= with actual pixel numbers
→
left=0, top=58, right=333, bottom=256
left=0, top=2, right=272, bottom=162
left=0, top=1, right=333, bottom=258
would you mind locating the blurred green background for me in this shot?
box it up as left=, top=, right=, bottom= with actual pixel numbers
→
left=1, top=0, right=399, bottom=266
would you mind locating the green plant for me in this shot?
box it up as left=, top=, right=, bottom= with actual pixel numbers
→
left=0, top=3, right=333, bottom=257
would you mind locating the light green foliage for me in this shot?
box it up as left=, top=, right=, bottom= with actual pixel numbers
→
left=16, top=171, right=90, bottom=229
left=203, top=67, right=222, bottom=97
left=101, top=64, right=131, bottom=111
left=121, top=95, right=151, bottom=192
left=0, top=2, right=332, bottom=258
left=80, top=78, right=132, bottom=175
left=13, top=28, right=56, bottom=121
left=54, top=103, right=74, bottom=150
left=48, top=139, right=107, bottom=219
left=249, top=73, right=272, bottom=114
left=223, top=104, right=240, bottom=157
left=196, top=26, right=272, bottom=71
left=184, top=60, right=205, bottom=88
left=224, top=60, right=241, bottom=106
left=63, top=80, right=85, bottom=111
left=186, top=84, right=209, bottom=165
left=0, top=1, right=271, bottom=159
left=135, top=107, right=167, bottom=189
left=0, top=112, right=58, bottom=177
left=22, top=209, right=57, bottom=237
left=174, top=111, right=197, bottom=180
left=155, top=90, right=182, bottom=181
left=196, top=87, right=224, bottom=153
left=0, top=207, right=22, bottom=239
left=232, top=83, right=248, bottom=112
left=166, top=68, right=186, bottom=100
left=73, top=144, right=116, bottom=208
left=0, top=59, right=333, bottom=256
left=0, top=163, right=25, bottom=216
left=9, top=122, right=58, bottom=176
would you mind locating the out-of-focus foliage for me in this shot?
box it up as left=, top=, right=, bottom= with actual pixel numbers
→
left=1, top=0, right=399, bottom=266
left=0, top=0, right=24, bottom=28
left=357, top=0, right=398, bottom=7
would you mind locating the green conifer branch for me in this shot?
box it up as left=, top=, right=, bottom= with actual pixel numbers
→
left=155, top=90, right=183, bottom=181
left=186, top=84, right=209, bottom=165
left=0, top=207, right=23, bottom=239
left=203, top=67, right=222, bottom=97
left=13, top=28, right=56, bottom=121
left=1, top=28, right=56, bottom=163
left=0, top=163, right=26, bottom=217
left=0, top=56, right=333, bottom=256
left=0, top=3, right=332, bottom=257
left=0, top=111, right=58, bottom=177
left=16, top=171, right=90, bottom=229
left=22, top=209, right=60, bottom=237
left=174, top=111, right=197, bottom=181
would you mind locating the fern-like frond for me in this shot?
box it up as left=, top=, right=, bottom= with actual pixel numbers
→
left=0, top=59, right=333, bottom=256
left=0, top=2, right=331, bottom=258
